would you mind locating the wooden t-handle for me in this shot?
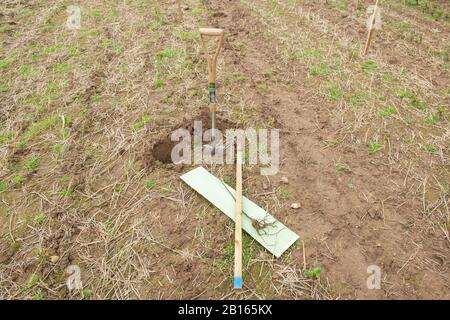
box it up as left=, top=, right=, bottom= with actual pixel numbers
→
left=199, top=28, right=224, bottom=36
left=200, top=28, right=224, bottom=112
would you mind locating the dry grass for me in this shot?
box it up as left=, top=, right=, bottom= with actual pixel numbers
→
left=0, top=0, right=448, bottom=300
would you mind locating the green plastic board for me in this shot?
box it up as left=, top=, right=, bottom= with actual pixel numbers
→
left=181, top=167, right=299, bottom=258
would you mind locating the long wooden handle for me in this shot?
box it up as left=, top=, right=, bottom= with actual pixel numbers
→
left=234, top=146, right=243, bottom=289
left=199, top=28, right=224, bottom=112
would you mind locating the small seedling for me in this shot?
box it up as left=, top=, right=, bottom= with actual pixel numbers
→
left=11, top=175, right=25, bottom=184
left=32, top=291, right=44, bottom=300
left=59, top=187, right=74, bottom=197
left=0, top=182, right=8, bottom=191
left=114, top=184, right=124, bottom=193
left=0, top=131, right=13, bottom=144
left=360, top=60, right=379, bottom=72
left=304, top=267, right=322, bottom=278
left=52, top=144, right=62, bottom=153
left=133, top=115, right=154, bottom=130
left=16, top=141, right=27, bottom=148
left=423, top=144, right=436, bottom=154
left=24, top=158, right=39, bottom=171
left=0, top=83, right=9, bottom=92
left=424, top=113, right=439, bottom=125
left=309, top=62, right=329, bottom=76
left=0, top=59, right=12, bottom=69
left=81, top=288, right=93, bottom=299
left=27, top=273, right=40, bottom=288
left=60, top=175, right=70, bottom=183
left=368, top=142, right=383, bottom=154
left=379, top=106, right=398, bottom=117
left=223, top=175, right=231, bottom=184
left=278, top=187, right=290, bottom=199
left=146, top=179, right=155, bottom=190
left=34, top=214, right=46, bottom=225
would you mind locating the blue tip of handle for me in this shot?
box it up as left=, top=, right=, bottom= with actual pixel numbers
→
left=234, top=277, right=243, bottom=289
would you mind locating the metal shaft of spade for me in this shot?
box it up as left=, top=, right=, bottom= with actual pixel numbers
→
left=199, top=28, right=224, bottom=154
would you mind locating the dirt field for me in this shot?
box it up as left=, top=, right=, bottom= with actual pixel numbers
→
left=0, top=0, right=449, bottom=300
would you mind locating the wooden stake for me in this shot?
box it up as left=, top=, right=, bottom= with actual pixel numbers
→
left=363, top=0, right=379, bottom=56
left=176, top=0, right=183, bottom=20
left=233, top=144, right=243, bottom=289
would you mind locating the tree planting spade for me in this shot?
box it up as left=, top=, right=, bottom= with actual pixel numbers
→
left=199, top=28, right=225, bottom=156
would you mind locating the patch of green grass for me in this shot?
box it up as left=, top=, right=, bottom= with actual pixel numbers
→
left=390, top=20, right=412, bottom=30
left=24, top=158, right=39, bottom=171
left=191, top=7, right=204, bottom=16
left=303, top=48, right=323, bottom=58
left=154, top=78, right=165, bottom=89
left=146, top=179, right=155, bottom=190
left=88, top=9, right=102, bottom=17
left=349, top=92, right=368, bottom=105
left=407, top=97, right=426, bottom=110
left=11, top=175, right=25, bottom=185
left=20, top=115, right=58, bottom=143
left=0, top=182, right=8, bottom=192
left=326, top=81, right=344, bottom=100
left=133, top=115, right=155, bottom=130
left=53, top=63, right=72, bottom=73
left=157, top=48, right=178, bottom=59
left=309, top=62, right=328, bottom=76
left=27, top=273, right=40, bottom=288
left=52, top=144, right=62, bottom=153
left=41, top=44, right=65, bottom=57
left=0, top=83, right=9, bottom=93
left=174, top=31, right=199, bottom=41
left=34, top=214, right=46, bottom=225
left=61, top=127, right=71, bottom=139
left=423, top=144, right=436, bottom=154
left=80, top=29, right=99, bottom=39
left=304, top=267, right=322, bottom=278
left=218, top=232, right=255, bottom=274
left=379, top=106, right=398, bottom=117
left=0, top=59, right=13, bottom=69
left=424, top=113, right=439, bottom=125
left=16, top=141, right=27, bottom=148
left=81, top=288, right=93, bottom=299
left=277, top=187, right=290, bottom=199
left=256, top=81, right=269, bottom=94
left=397, top=89, right=415, bottom=99
left=0, top=25, right=14, bottom=33
left=360, top=60, right=380, bottom=72
left=59, top=187, right=74, bottom=197
left=223, top=175, right=231, bottom=184
left=114, top=184, right=124, bottom=193
left=0, top=131, right=14, bottom=144
left=382, top=73, right=398, bottom=83
left=32, top=290, right=44, bottom=300
left=368, top=142, right=383, bottom=154
left=398, top=90, right=427, bottom=110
